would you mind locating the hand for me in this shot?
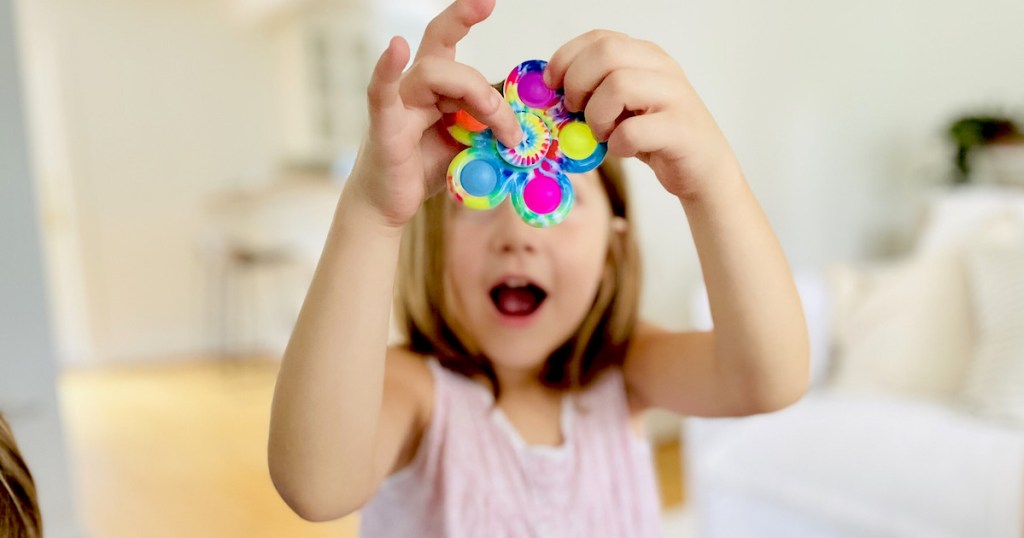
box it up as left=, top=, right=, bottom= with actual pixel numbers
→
left=545, top=30, right=741, bottom=200
left=348, top=0, right=523, bottom=229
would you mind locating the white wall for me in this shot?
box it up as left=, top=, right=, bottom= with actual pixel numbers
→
left=456, top=0, right=1024, bottom=328
left=20, top=0, right=283, bottom=363
left=14, top=0, right=94, bottom=368
left=1, top=0, right=82, bottom=533
left=20, top=0, right=1024, bottom=362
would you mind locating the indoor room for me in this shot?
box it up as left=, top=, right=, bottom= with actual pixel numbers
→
left=2, top=0, right=1023, bottom=536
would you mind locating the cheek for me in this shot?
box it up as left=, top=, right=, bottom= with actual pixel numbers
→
left=554, top=230, right=610, bottom=309
left=564, top=198, right=613, bottom=266
left=554, top=197, right=612, bottom=284
left=444, top=225, right=487, bottom=313
left=445, top=216, right=489, bottom=270
left=444, top=243, right=483, bottom=303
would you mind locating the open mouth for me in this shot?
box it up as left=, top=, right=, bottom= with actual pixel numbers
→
left=489, top=279, right=548, bottom=317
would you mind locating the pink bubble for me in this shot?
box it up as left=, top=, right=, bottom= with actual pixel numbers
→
left=523, top=176, right=562, bottom=215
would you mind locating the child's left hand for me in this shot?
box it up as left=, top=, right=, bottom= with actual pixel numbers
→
left=544, top=30, right=740, bottom=200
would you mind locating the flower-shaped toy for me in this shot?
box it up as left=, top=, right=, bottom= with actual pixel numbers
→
left=445, top=60, right=607, bottom=227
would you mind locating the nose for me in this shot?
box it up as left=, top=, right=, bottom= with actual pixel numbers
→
left=489, top=200, right=540, bottom=255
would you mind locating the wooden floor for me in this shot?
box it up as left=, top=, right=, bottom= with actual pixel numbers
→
left=59, top=357, right=683, bottom=538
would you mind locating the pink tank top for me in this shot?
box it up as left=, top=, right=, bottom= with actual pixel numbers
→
left=359, top=357, right=663, bottom=537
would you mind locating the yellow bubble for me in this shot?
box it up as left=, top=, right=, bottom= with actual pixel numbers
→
left=559, top=121, right=598, bottom=160
left=463, top=196, right=491, bottom=210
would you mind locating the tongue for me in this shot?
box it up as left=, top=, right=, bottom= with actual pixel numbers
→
left=496, top=287, right=539, bottom=316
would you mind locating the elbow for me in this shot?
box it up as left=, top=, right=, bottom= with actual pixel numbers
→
left=755, top=338, right=812, bottom=413
left=270, top=471, right=362, bottom=523
left=274, top=488, right=346, bottom=523
left=752, top=382, right=808, bottom=414
left=714, top=327, right=812, bottom=416
left=294, top=505, right=356, bottom=524
left=733, top=385, right=807, bottom=416
left=731, top=352, right=811, bottom=416
left=768, top=363, right=811, bottom=412
left=282, top=499, right=338, bottom=523
left=268, top=448, right=365, bottom=522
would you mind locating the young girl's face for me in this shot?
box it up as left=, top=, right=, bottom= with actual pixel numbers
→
left=445, top=171, right=615, bottom=375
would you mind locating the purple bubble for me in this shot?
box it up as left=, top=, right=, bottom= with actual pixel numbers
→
left=518, top=72, right=555, bottom=108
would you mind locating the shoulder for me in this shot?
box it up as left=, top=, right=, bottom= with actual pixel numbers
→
left=584, top=364, right=648, bottom=438
left=621, top=319, right=667, bottom=408
left=384, top=345, right=433, bottom=385
left=384, top=345, right=434, bottom=428
left=620, top=320, right=678, bottom=436
left=380, top=346, right=435, bottom=476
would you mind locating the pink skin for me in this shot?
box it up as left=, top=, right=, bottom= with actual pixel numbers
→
left=445, top=170, right=614, bottom=391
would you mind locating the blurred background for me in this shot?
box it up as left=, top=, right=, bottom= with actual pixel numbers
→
left=2, top=0, right=1023, bottom=536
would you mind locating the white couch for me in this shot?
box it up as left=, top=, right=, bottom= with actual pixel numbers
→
left=684, top=186, right=1024, bottom=538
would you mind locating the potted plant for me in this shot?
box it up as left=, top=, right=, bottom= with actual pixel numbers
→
left=948, top=115, right=1024, bottom=185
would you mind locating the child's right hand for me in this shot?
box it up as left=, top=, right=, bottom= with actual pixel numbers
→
left=347, top=0, right=523, bottom=230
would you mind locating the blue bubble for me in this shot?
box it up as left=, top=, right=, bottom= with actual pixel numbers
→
left=461, top=159, right=498, bottom=197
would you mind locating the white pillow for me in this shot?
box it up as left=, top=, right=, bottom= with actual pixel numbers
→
left=827, top=252, right=974, bottom=401
left=915, top=185, right=1024, bottom=255
left=960, top=216, right=1024, bottom=426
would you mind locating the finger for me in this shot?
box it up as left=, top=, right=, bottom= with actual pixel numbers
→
left=402, top=58, right=523, bottom=147
left=606, top=114, right=677, bottom=158
left=584, top=70, right=676, bottom=141
left=561, top=37, right=668, bottom=112
left=415, top=0, right=495, bottom=61
left=366, top=37, right=411, bottom=123
left=420, top=127, right=461, bottom=196
left=544, top=29, right=615, bottom=90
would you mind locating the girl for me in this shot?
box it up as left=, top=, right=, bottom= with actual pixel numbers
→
left=0, top=414, right=42, bottom=538
left=268, top=0, right=810, bottom=535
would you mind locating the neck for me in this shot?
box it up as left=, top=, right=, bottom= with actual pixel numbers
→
left=489, top=361, right=560, bottom=403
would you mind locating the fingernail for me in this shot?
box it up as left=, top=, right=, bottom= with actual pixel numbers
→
left=543, top=69, right=552, bottom=88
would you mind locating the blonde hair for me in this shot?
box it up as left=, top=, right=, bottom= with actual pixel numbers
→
left=395, top=156, right=641, bottom=400
left=0, top=414, right=42, bottom=538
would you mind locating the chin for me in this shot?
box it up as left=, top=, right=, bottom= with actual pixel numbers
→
left=481, top=341, right=553, bottom=372
left=477, top=334, right=561, bottom=370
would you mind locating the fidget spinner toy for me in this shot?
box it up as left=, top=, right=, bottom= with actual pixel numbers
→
left=445, top=59, right=607, bottom=227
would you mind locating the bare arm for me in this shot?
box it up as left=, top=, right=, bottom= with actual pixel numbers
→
left=268, top=189, right=408, bottom=521
left=624, top=166, right=810, bottom=417
left=545, top=31, right=809, bottom=417
left=680, top=166, right=809, bottom=413
left=267, top=0, right=522, bottom=521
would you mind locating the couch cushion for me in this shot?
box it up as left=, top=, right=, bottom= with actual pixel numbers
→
left=688, top=393, right=1024, bottom=537
left=962, top=214, right=1024, bottom=426
left=827, top=252, right=973, bottom=400
left=915, top=185, right=1024, bottom=255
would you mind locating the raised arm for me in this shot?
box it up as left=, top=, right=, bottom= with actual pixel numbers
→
left=626, top=172, right=811, bottom=417
left=267, top=0, right=522, bottom=521
left=545, top=30, right=810, bottom=417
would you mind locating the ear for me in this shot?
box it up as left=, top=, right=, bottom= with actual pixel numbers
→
left=611, top=216, right=628, bottom=234
left=608, top=217, right=629, bottom=259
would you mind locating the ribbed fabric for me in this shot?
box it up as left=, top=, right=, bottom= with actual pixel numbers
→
left=359, top=357, right=663, bottom=538
left=963, top=244, right=1024, bottom=425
